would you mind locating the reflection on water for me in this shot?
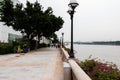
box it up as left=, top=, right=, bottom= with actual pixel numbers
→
left=66, top=44, right=120, bottom=68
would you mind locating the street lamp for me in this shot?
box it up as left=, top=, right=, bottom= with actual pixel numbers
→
left=62, top=32, right=64, bottom=47
left=67, top=0, right=79, bottom=58
left=60, top=37, right=62, bottom=46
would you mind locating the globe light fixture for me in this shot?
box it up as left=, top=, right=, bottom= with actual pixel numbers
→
left=68, top=0, right=79, bottom=10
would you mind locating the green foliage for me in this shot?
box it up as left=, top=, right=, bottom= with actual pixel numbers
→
left=0, top=0, right=64, bottom=49
left=0, top=38, right=30, bottom=54
left=0, top=43, right=13, bottom=54
left=39, top=43, right=48, bottom=48
left=50, top=33, right=59, bottom=43
left=0, top=0, right=14, bottom=26
left=79, top=59, right=120, bottom=80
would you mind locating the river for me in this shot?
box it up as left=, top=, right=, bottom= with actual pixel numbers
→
left=66, top=44, right=120, bottom=68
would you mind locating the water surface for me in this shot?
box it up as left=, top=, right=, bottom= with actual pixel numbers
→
left=67, top=44, right=120, bottom=68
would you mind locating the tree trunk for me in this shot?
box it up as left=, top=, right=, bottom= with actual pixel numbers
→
left=35, top=35, right=38, bottom=49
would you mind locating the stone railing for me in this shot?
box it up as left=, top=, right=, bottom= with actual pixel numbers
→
left=60, top=47, right=92, bottom=80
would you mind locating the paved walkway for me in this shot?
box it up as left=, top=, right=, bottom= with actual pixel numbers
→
left=0, top=48, right=64, bottom=80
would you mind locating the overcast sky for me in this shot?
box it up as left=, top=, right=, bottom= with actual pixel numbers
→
left=19, top=0, right=120, bottom=42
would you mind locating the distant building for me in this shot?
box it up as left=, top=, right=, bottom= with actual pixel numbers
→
left=8, top=33, right=22, bottom=42
left=40, top=36, right=51, bottom=44
left=0, top=0, right=21, bottom=43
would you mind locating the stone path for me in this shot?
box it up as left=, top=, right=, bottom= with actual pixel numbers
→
left=0, top=48, right=64, bottom=80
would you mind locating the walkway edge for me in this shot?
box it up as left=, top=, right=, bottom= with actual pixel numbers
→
left=61, top=47, right=92, bottom=80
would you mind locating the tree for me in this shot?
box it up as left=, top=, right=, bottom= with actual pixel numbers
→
left=0, top=0, right=14, bottom=26
left=0, top=0, right=64, bottom=49
left=50, top=33, right=59, bottom=43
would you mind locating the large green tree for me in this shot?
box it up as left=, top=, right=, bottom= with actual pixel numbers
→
left=0, top=0, right=64, bottom=49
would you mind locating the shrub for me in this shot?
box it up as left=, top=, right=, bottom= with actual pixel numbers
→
left=0, top=40, right=25, bottom=54
left=39, top=43, right=48, bottom=48
left=79, top=59, right=120, bottom=80
left=0, top=43, right=13, bottom=54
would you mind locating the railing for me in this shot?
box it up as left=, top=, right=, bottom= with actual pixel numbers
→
left=61, top=47, right=92, bottom=80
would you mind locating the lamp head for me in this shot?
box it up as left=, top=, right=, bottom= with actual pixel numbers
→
left=68, top=0, right=79, bottom=9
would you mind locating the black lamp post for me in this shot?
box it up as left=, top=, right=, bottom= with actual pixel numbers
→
left=62, top=32, right=64, bottom=47
left=60, top=37, right=62, bottom=46
left=67, top=0, right=79, bottom=58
